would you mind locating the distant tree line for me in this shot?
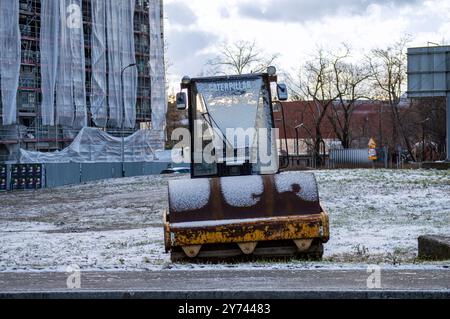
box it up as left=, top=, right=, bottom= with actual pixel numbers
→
left=165, top=39, right=447, bottom=162
left=205, top=38, right=447, bottom=162
left=290, top=36, right=446, bottom=162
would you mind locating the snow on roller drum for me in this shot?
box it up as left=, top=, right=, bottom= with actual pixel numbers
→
left=165, top=173, right=329, bottom=261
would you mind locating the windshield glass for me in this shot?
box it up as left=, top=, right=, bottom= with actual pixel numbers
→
left=195, top=77, right=263, bottom=148
left=191, top=75, right=276, bottom=177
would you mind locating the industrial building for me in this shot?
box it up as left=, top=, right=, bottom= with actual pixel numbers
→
left=0, top=0, right=166, bottom=163
left=407, top=45, right=450, bottom=162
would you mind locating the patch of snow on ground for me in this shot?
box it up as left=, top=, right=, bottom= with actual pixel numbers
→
left=0, top=169, right=449, bottom=272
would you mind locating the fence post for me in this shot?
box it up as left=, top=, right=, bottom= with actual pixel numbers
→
left=384, top=146, right=388, bottom=169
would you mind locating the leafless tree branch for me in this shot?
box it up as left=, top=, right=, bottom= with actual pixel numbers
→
left=207, top=40, right=280, bottom=75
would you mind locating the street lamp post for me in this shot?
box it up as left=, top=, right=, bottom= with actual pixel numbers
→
left=295, top=123, right=318, bottom=167
left=120, top=63, right=137, bottom=177
left=294, top=123, right=304, bottom=156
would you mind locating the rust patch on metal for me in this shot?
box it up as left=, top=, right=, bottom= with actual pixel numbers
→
left=169, top=212, right=329, bottom=247
left=321, top=211, right=330, bottom=243
left=163, top=211, right=171, bottom=253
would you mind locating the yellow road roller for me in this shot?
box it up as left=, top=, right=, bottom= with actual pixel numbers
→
left=164, top=69, right=329, bottom=261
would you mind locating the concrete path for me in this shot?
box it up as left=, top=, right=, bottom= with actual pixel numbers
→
left=0, top=268, right=449, bottom=299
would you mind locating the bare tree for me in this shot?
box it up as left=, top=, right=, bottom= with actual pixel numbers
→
left=290, top=48, right=341, bottom=164
left=327, top=49, right=372, bottom=148
left=404, top=97, right=447, bottom=161
left=164, top=39, right=172, bottom=92
left=367, top=36, right=416, bottom=160
left=207, top=40, right=279, bottom=75
left=166, top=89, right=188, bottom=149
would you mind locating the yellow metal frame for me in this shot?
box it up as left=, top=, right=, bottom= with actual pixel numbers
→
left=164, top=211, right=329, bottom=250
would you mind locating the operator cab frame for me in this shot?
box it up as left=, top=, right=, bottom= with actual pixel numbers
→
left=176, top=70, right=287, bottom=179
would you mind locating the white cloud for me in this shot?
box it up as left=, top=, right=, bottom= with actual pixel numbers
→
left=164, top=0, right=450, bottom=89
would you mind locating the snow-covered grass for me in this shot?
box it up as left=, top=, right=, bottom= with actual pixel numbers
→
left=315, top=169, right=450, bottom=264
left=0, top=169, right=448, bottom=272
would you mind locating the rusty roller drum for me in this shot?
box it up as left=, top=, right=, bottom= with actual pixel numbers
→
left=164, top=171, right=330, bottom=261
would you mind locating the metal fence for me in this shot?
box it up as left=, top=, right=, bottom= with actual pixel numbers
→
left=0, top=161, right=183, bottom=191
left=280, top=155, right=315, bottom=170
left=329, top=148, right=388, bottom=169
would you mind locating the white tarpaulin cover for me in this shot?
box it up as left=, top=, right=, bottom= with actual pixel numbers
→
left=40, top=0, right=59, bottom=126
left=57, top=0, right=87, bottom=128
left=149, top=0, right=167, bottom=135
left=40, top=0, right=87, bottom=128
left=90, top=0, right=108, bottom=127
left=106, top=0, right=137, bottom=129
left=2, top=0, right=166, bottom=162
left=40, top=0, right=138, bottom=129
left=0, top=0, right=21, bottom=126
left=121, top=0, right=138, bottom=129
left=19, top=128, right=156, bottom=163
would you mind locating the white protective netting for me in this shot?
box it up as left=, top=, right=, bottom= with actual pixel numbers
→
left=106, top=0, right=137, bottom=129
left=19, top=127, right=157, bottom=163
left=40, top=0, right=59, bottom=126
left=56, top=0, right=87, bottom=128
left=90, top=0, right=108, bottom=127
left=41, top=0, right=87, bottom=128
left=41, top=0, right=138, bottom=129
left=149, top=0, right=167, bottom=143
left=71, top=0, right=88, bottom=128
left=3, top=0, right=167, bottom=163
left=122, top=0, right=138, bottom=129
left=0, top=0, right=21, bottom=126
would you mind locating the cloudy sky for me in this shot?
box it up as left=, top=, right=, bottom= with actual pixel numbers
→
left=164, top=0, right=450, bottom=90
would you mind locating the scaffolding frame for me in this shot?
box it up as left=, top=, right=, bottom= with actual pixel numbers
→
left=0, top=0, right=161, bottom=159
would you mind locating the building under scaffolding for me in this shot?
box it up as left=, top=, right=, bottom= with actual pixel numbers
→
left=0, top=0, right=166, bottom=163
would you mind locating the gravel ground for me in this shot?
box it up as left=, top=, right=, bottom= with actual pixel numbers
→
left=0, top=169, right=449, bottom=272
